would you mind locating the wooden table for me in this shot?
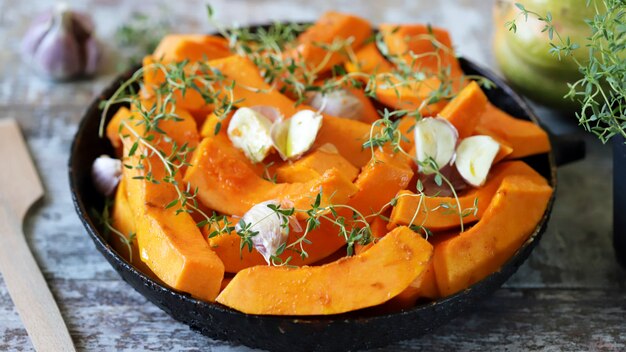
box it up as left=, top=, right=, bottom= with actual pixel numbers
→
left=1, top=0, right=624, bottom=350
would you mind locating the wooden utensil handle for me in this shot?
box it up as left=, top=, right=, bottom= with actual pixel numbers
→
left=0, top=204, right=76, bottom=352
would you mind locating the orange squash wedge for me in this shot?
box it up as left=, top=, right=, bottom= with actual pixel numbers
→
left=378, top=24, right=464, bottom=81
left=292, top=11, right=372, bottom=73
left=439, top=81, right=487, bottom=139
left=275, top=146, right=359, bottom=183
left=476, top=103, right=551, bottom=159
left=345, top=42, right=394, bottom=75
left=348, top=149, right=414, bottom=217
left=434, top=175, right=552, bottom=296
left=122, top=142, right=225, bottom=301
left=106, top=103, right=200, bottom=159
left=153, top=34, right=232, bottom=63
left=216, top=226, right=433, bottom=315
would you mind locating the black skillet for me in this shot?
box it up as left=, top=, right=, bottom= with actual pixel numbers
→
left=69, top=28, right=584, bottom=351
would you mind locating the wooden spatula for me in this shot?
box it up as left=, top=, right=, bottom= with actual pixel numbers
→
left=0, top=119, right=75, bottom=352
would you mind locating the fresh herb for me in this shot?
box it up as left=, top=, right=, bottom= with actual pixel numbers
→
left=507, top=0, right=626, bottom=143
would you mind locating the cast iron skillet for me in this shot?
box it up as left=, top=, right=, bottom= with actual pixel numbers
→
left=69, top=37, right=579, bottom=351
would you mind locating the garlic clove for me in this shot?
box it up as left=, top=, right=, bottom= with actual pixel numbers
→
left=454, top=135, right=500, bottom=187
left=236, top=200, right=294, bottom=265
left=307, top=89, right=364, bottom=120
left=414, top=117, right=459, bottom=174
left=271, top=110, right=323, bottom=160
left=92, top=155, right=122, bottom=197
left=227, top=107, right=274, bottom=163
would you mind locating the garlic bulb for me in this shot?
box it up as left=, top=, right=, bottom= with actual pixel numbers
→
left=236, top=200, right=297, bottom=265
left=307, top=89, right=364, bottom=120
left=21, top=4, right=100, bottom=80
left=92, top=155, right=122, bottom=197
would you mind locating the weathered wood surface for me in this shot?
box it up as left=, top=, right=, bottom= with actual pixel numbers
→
left=0, top=0, right=624, bottom=351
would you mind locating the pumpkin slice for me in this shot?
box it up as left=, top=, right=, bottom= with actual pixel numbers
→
left=106, top=106, right=133, bottom=157
left=204, top=216, right=347, bottom=273
left=123, top=142, right=225, bottom=301
left=107, top=103, right=200, bottom=159
left=385, top=231, right=456, bottom=309
left=476, top=103, right=551, bottom=159
left=143, top=35, right=232, bottom=121
left=142, top=56, right=213, bottom=121
left=348, top=149, right=414, bottom=217
left=153, top=34, right=231, bottom=63
left=207, top=55, right=300, bottom=116
left=292, top=11, right=372, bottom=73
left=110, top=178, right=155, bottom=277
left=216, top=226, right=433, bottom=315
left=345, top=42, right=394, bottom=75
left=314, top=114, right=373, bottom=168
left=439, top=81, right=487, bottom=139
left=434, top=175, right=553, bottom=296
left=379, top=23, right=464, bottom=81
left=374, top=76, right=448, bottom=116
left=275, top=146, right=359, bottom=183
left=388, top=161, right=547, bottom=231
left=200, top=110, right=234, bottom=138
left=184, top=136, right=358, bottom=217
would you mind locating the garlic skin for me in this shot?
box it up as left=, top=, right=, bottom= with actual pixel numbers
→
left=271, top=110, right=323, bottom=160
left=249, top=105, right=284, bottom=123
left=236, top=200, right=294, bottom=265
left=92, top=155, right=122, bottom=197
left=21, top=4, right=100, bottom=80
left=307, top=89, right=364, bottom=120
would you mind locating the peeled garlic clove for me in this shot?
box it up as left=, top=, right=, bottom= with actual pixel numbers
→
left=307, top=89, right=364, bottom=120
left=455, top=135, right=500, bottom=187
left=236, top=200, right=291, bottom=265
left=227, top=107, right=274, bottom=163
left=249, top=105, right=284, bottom=123
left=414, top=117, right=459, bottom=174
left=92, top=155, right=122, bottom=197
left=21, top=4, right=100, bottom=81
left=271, top=110, right=323, bottom=160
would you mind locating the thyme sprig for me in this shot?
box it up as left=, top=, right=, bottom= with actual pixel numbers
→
left=507, top=0, right=626, bottom=143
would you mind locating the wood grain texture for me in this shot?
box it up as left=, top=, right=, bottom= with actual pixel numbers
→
left=0, top=0, right=624, bottom=351
left=0, top=120, right=74, bottom=351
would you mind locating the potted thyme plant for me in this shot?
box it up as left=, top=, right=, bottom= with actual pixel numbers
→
left=496, top=0, right=625, bottom=265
